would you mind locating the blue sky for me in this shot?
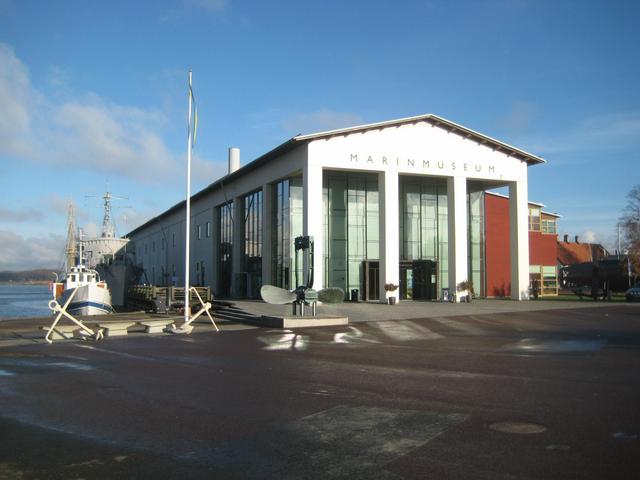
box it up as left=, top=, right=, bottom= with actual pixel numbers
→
left=1, top=0, right=638, bottom=270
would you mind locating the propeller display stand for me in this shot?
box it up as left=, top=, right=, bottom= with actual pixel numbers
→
left=293, top=236, right=318, bottom=316
left=260, top=235, right=346, bottom=317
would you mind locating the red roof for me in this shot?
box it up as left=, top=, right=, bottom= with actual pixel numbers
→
left=557, top=241, right=608, bottom=265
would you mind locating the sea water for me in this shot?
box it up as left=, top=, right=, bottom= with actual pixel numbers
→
left=0, top=284, right=53, bottom=319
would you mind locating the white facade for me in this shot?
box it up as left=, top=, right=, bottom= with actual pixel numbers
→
left=128, top=114, right=543, bottom=302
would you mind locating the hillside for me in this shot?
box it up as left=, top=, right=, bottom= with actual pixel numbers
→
left=0, top=269, right=58, bottom=283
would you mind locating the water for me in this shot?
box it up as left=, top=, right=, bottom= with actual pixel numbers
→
left=0, top=284, right=53, bottom=319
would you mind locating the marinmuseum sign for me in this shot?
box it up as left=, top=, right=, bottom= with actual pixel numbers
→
left=348, top=153, right=499, bottom=175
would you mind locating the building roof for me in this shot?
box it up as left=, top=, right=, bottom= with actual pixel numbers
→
left=557, top=241, right=609, bottom=265
left=484, top=191, right=561, bottom=218
left=127, top=114, right=545, bottom=237
left=295, top=114, right=546, bottom=166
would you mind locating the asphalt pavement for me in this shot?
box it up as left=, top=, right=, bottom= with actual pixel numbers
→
left=0, top=303, right=639, bottom=479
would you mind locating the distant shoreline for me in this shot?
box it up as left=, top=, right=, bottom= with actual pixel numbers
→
left=0, top=281, right=50, bottom=286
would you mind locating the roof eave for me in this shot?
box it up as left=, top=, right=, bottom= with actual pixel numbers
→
left=294, top=113, right=545, bottom=166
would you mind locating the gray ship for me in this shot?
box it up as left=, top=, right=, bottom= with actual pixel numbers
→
left=82, top=192, right=143, bottom=308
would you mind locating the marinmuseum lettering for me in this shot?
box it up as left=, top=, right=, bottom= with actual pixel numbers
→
left=349, top=153, right=496, bottom=174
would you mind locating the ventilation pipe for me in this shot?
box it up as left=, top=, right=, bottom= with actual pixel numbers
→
left=574, top=235, right=579, bottom=244
left=563, top=234, right=569, bottom=243
left=228, top=147, right=240, bottom=174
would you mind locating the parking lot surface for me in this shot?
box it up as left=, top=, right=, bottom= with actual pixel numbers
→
left=1, top=304, right=639, bottom=479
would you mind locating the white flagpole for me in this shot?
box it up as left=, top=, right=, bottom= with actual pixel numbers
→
left=184, top=70, right=193, bottom=323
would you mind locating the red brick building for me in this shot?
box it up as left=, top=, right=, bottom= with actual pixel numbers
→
left=484, top=192, right=560, bottom=297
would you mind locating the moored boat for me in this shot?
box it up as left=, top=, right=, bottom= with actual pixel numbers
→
left=54, top=265, right=114, bottom=315
left=51, top=204, right=114, bottom=316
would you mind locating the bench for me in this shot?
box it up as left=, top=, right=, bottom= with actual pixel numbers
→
left=97, top=322, right=135, bottom=337
left=137, top=319, right=175, bottom=334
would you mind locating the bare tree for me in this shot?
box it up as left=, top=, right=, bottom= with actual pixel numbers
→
left=620, top=185, right=640, bottom=276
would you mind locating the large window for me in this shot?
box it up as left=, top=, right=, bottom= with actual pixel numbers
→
left=243, top=190, right=263, bottom=297
left=529, top=264, right=558, bottom=296
left=542, top=265, right=558, bottom=295
left=218, top=201, right=233, bottom=297
left=271, top=177, right=303, bottom=289
left=323, top=172, right=379, bottom=300
left=468, top=191, right=485, bottom=297
left=399, top=177, right=449, bottom=295
left=528, top=206, right=541, bottom=231
left=542, top=218, right=557, bottom=234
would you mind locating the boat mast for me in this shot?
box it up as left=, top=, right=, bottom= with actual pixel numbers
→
left=77, top=228, right=85, bottom=268
left=102, top=191, right=115, bottom=238
left=65, top=203, right=77, bottom=270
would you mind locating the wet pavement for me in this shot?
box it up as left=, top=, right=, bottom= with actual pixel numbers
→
left=0, top=304, right=639, bottom=479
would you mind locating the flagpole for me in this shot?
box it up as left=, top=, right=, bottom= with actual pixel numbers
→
left=184, top=70, right=193, bottom=323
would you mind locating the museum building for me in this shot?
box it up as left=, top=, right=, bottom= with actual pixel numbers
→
left=127, top=114, right=547, bottom=303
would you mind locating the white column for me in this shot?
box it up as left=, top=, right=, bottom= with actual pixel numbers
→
left=379, top=170, right=400, bottom=303
left=447, top=176, right=468, bottom=302
left=509, top=180, right=530, bottom=300
left=261, top=183, right=273, bottom=286
left=303, top=164, right=324, bottom=290
left=231, top=196, right=244, bottom=297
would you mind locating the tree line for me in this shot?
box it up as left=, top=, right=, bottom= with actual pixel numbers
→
left=0, top=269, right=56, bottom=283
left=621, top=185, right=640, bottom=278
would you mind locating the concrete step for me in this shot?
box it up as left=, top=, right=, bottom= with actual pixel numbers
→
left=97, top=322, right=136, bottom=337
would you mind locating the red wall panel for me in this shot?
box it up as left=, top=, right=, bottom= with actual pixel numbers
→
left=485, top=195, right=511, bottom=297
left=484, top=195, right=558, bottom=297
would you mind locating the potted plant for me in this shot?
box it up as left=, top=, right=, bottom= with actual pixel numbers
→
left=456, top=280, right=474, bottom=303
left=384, top=283, right=399, bottom=305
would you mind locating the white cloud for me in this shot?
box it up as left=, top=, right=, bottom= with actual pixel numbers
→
left=583, top=230, right=597, bottom=243
left=82, top=222, right=99, bottom=239
left=48, top=195, right=73, bottom=216
left=192, top=153, right=227, bottom=185
left=46, top=65, right=72, bottom=97
left=0, top=44, right=38, bottom=158
left=0, top=206, right=43, bottom=223
left=497, top=101, right=539, bottom=135
left=49, top=99, right=178, bottom=181
left=520, top=112, right=640, bottom=157
left=187, top=0, right=229, bottom=12
left=282, top=109, right=365, bottom=136
left=0, top=230, right=64, bottom=270
left=0, top=43, right=187, bottom=184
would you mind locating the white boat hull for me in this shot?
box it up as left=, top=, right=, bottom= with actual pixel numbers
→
left=61, top=283, right=113, bottom=316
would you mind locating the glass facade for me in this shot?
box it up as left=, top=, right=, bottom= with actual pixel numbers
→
left=528, top=206, right=541, bottom=231
left=529, top=265, right=558, bottom=296
left=243, top=189, right=263, bottom=297
left=468, top=191, right=485, bottom=297
left=399, top=176, right=449, bottom=298
left=542, top=217, right=557, bottom=234
left=323, top=172, right=379, bottom=300
left=218, top=201, right=233, bottom=297
left=271, top=176, right=303, bottom=289
left=244, top=190, right=263, bottom=272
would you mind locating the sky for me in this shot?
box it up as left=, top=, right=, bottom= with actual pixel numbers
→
left=0, top=0, right=639, bottom=271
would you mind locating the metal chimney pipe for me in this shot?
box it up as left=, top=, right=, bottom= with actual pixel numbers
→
left=574, top=235, right=579, bottom=244
left=228, top=147, right=240, bottom=174
left=563, top=234, right=568, bottom=243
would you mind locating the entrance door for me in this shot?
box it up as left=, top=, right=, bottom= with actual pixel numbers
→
left=399, top=261, right=413, bottom=299
left=363, top=260, right=380, bottom=301
left=412, top=260, right=438, bottom=300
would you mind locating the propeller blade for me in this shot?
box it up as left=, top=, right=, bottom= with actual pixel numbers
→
left=260, top=285, right=297, bottom=305
left=317, top=287, right=345, bottom=304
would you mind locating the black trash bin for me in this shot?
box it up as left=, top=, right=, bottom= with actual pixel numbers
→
left=351, top=289, right=359, bottom=302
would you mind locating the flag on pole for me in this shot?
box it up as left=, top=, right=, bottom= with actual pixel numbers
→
left=189, top=81, right=198, bottom=147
